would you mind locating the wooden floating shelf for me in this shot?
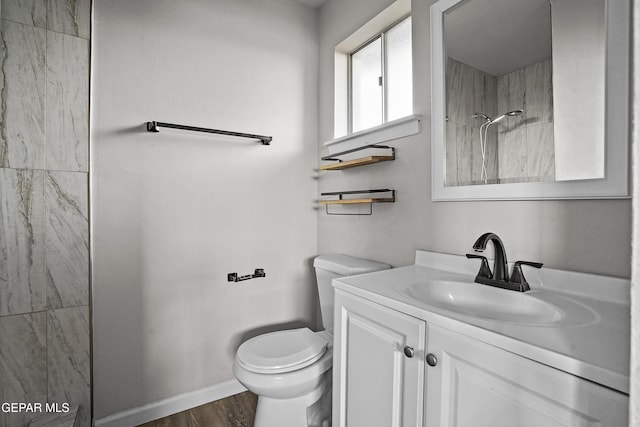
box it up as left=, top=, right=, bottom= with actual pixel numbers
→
left=321, top=144, right=395, bottom=171
left=319, top=197, right=395, bottom=205
left=319, top=189, right=396, bottom=211
left=320, top=155, right=395, bottom=171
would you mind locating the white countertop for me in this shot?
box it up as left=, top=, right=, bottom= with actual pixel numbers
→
left=332, top=251, right=630, bottom=394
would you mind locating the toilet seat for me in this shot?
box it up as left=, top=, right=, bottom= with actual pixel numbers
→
left=236, top=328, right=328, bottom=374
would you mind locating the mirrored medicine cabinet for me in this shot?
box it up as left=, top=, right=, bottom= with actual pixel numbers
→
left=430, top=0, right=630, bottom=200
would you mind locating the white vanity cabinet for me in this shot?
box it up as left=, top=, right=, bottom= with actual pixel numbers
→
left=425, top=324, right=629, bottom=427
left=333, top=290, right=629, bottom=427
left=332, top=289, right=426, bottom=427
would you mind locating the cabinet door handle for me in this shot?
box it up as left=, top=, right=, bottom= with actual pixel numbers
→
left=426, top=353, right=438, bottom=367
left=403, top=346, right=415, bottom=358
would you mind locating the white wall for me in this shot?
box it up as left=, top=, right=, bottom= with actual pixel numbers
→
left=91, top=0, right=319, bottom=419
left=317, top=0, right=631, bottom=278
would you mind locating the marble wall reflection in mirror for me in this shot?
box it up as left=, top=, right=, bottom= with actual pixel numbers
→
left=430, top=0, right=629, bottom=200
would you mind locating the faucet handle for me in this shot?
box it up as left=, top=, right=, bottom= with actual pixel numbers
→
left=509, top=260, right=543, bottom=291
left=466, top=254, right=492, bottom=279
left=514, top=260, right=543, bottom=269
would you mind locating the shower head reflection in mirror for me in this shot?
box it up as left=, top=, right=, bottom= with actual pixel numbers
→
left=473, top=110, right=524, bottom=184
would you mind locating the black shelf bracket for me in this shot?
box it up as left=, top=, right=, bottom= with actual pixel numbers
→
left=321, top=144, right=395, bottom=162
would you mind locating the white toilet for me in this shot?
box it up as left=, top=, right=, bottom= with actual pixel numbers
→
left=233, top=254, right=390, bottom=427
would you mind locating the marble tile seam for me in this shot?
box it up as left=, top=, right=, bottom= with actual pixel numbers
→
left=0, top=304, right=89, bottom=318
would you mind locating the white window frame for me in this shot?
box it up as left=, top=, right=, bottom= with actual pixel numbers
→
left=347, top=15, right=411, bottom=134
left=327, top=0, right=420, bottom=154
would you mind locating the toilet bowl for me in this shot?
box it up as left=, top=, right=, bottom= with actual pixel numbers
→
left=234, top=329, right=333, bottom=426
left=233, top=255, right=390, bottom=427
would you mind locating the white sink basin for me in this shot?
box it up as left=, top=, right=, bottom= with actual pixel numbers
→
left=401, top=278, right=594, bottom=325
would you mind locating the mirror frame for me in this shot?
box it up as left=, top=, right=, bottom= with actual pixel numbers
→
left=430, top=0, right=630, bottom=201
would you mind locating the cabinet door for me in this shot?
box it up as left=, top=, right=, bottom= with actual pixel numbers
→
left=333, top=290, right=426, bottom=427
left=425, top=324, right=629, bottom=427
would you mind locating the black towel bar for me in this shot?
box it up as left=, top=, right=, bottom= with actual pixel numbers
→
left=147, top=121, right=272, bottom=145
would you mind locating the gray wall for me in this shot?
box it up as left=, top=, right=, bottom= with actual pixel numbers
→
left=630, top=0, right=640, bottom=419
left=317, top=0, right=631, bottom=278
left=91, top=0, right=319, bottom=419
left=0, top=0, right=91, bottom=426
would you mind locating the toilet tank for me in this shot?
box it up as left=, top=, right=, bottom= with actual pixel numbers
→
left=313, top=254, right=391, bottom=333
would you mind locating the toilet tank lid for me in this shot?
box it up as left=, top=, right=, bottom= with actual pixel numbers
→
left=314, top=254, right=391, bottom=276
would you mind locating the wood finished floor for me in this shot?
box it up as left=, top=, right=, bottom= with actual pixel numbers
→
left=137, top=392, right=258, bottom=427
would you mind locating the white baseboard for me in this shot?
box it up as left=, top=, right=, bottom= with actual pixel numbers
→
left=94, top=379, right=247, bottom=427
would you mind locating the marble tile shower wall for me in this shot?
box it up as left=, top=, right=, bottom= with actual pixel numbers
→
left=445, top=58, right=499, bottom=186
left=0, top=1, right=90, bottom=426
left=497, top=58, right=555, bottom=182
left=445, top=57, right=555, bottom=185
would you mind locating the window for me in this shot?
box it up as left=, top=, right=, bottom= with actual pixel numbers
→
left=349, top=16, right=412, bottom=134
left=331, top=0, right=414, bottom=141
